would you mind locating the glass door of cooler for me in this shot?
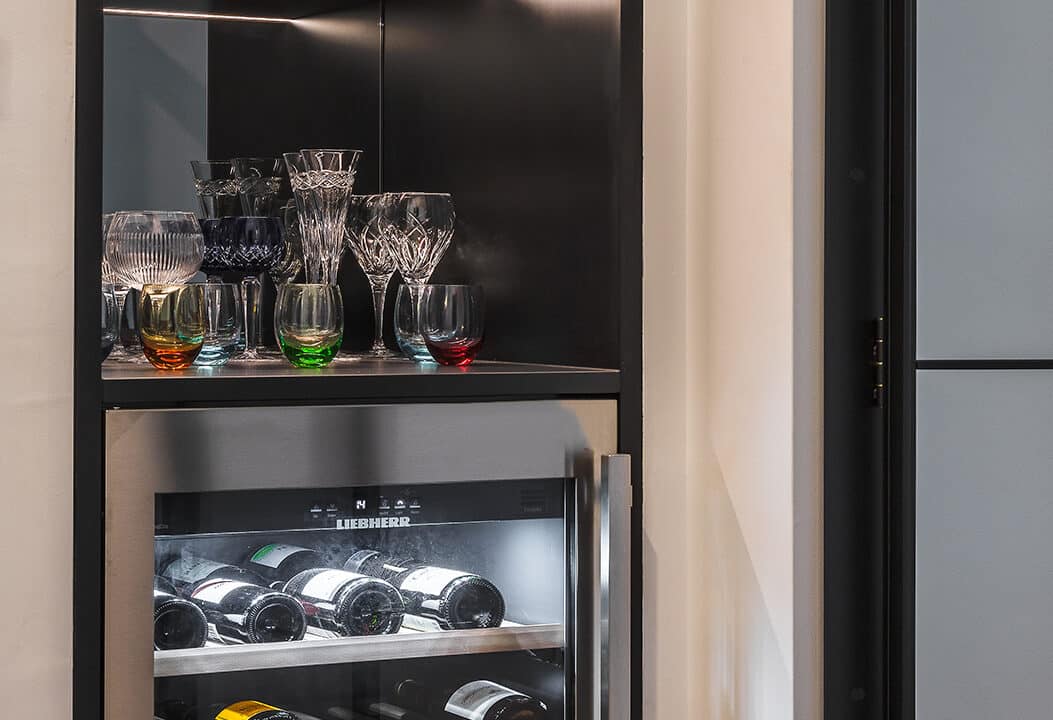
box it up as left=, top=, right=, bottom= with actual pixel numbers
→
left=103, top=401, right=629, bottom=720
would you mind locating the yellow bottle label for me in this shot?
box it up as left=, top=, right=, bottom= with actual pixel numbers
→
left=216, top=700, right=279, bottom=720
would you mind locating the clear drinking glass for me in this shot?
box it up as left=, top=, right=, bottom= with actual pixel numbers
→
left=420, top=284, right=485, bottom=367
left=283, top=149, right=362, bottom=285
left=105, top=211, right=205, bottom=362
left=194, top=283, right=241, bottom=367
left=190, top=161, right=241, bottom=219
left=274, top=283, right=344, bottom=368
left=347, top=194, right=399, bottom=357
left=101, top=284, right=119, bottom=362
left=394, top=284, right=432, bottom=362
left=383, top=193, right=456, bottom=360
left=218, top=216, right=286, bottom=360
left=139, top=284, right=206, bottom=370
left=232, top=157, right=289, bottom=217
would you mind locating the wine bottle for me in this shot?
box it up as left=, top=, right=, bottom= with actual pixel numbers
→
left=187, top=579, right=307, bottom=644
left=245, top=543, right=327, bottom=586
left=394, top=679, right=549, bottom=720
left=344, top=550, right=506, bottom=630
left=283, top=568, right=405, bottom=636
left=157, top=700, right=299, bottom=720
left=159, top=552, right=266, bottom=595
left=154, top=578, right=208, bottom=650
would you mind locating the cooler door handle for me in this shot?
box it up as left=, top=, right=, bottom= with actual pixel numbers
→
left=600, top=453, right=632, bottom=720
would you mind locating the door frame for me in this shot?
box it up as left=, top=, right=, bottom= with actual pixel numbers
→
left=824, top=0, right=915, bottom=717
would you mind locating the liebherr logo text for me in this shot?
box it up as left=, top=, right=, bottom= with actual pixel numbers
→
left=336, top=517, right=411, bottom=529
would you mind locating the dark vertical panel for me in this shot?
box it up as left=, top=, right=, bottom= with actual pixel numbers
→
left=888, top=0, right=916, bottom=716
left=207, top=10, right=384, bottom=351
left=383, top=0, right=621, bottom=368
left=824, top=0, right=890, bottom=718
left=74, top=2, right=105, bottom=720
left=615, top=0, right=643, bottom=716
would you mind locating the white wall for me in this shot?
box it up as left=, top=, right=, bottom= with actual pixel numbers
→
left=642, top=0, right=823, bottom=717
left=0, top=0, right=76, bottom=716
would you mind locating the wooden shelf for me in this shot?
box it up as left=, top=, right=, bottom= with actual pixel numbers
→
left=102, top=358, right=620, bottom=407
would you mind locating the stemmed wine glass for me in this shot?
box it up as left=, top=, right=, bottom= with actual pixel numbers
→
left=190, top=161, right=241, bottom=219
left=232, top=157, right=288, bottom=217
left=100, top=212, right=135, bottom=361
left=346, top=194, right=399, bottom=357
left=104, top=211, right=205, bottom=362
left=283, top=149, right=361, bottom=286
left=218, top=215, right=286, bottom=360
left=269, top=200, right=304, bottom=286
left=382, top=193, right=456, bottom=361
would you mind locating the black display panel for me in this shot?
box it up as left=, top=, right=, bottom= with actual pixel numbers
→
left=156, top=478, right=566, bottom=535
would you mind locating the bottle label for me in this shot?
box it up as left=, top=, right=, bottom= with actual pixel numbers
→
left=444, top=681, right=525, bottom=720
left=191, top=579, right=252, bottom=604
left=300, top=569, right=356, bottom=601
left=216, top=700, right=280, bottom=720
left=164, top=555, right=230, bottom=585
left=399, top=566, right=467, bottom=595
left=250, top=543, right=311, bottom=569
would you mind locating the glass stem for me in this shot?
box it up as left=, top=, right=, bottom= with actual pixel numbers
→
left=368, top=274, right=392, bottom=353
left=242, top=275, right=262, bottom=354
left=114, top=288, right=129, bottom=349
left=408, top=283, right=425, bottom=341
left=123, top=287, right=142, bottom=352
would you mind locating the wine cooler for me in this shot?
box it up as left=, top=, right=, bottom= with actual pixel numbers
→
left=103, top=400, right=629, bottom=720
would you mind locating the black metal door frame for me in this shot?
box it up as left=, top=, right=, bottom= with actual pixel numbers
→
left=824, top=0, right=915, bottom=717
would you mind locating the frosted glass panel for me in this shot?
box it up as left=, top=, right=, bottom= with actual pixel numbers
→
left=916, top=370, right=1053, bottom=718
left=916, top=0, right=1053, bottom=358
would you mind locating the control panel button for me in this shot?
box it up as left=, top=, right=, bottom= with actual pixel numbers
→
left=378, top=497, right=390, bottom=510
left=409, top=497, right=421, bottom=509
left=393, top=498, right=407, bottom=510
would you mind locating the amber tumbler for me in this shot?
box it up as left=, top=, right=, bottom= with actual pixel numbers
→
left=139, top=284, right=205, bottom=369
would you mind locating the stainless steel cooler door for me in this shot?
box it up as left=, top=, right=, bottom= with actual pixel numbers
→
left=104, top=399, right=628, bottom=720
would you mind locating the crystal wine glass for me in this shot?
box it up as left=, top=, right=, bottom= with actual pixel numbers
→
left=232, top=157, right=289, bottom=218
left=105, top=211, right=205, bottom=361
left=269, top=200, right=304, bottom=286
left=283, top=149, right=361, bottom=286
left=346, top=194, right=399, bottom=357
left=101, top=284, right=119, bottom=362
left=100, top=212, right=135, bottom=361
left=382, top=193, right=455, bottom=361
left=190, top=160, right=241, bottom=219
left=218, top=215, right=286, bottom=360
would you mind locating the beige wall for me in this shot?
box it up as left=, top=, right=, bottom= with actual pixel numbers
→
left=0, top=0, right=76, bottom=715
left=642, top=0, right=823, bottom=717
